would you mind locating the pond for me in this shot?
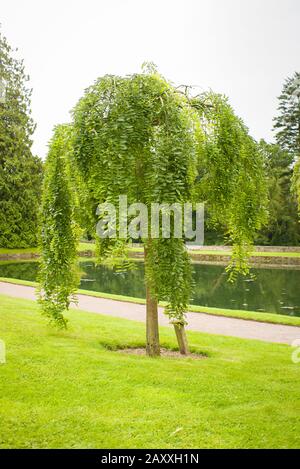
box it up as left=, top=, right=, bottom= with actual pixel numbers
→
left=1, top=260, right=300, bottom=317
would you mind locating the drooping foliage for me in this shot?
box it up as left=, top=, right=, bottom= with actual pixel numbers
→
left=193, top=92, right=268, bottom=278
left=0, top=30, right=43, bottom=248
left=40, top=68, right=268, bottom=326
left=38, top=125, right=80, bottom=327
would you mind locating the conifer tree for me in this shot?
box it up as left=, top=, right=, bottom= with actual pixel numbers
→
left=274, top=72, right=300, bottom=160
left=0, top=30, right=43, bottom=248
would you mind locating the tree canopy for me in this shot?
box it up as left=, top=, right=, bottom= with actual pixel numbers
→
left=39, top=68, right=268, bottom=354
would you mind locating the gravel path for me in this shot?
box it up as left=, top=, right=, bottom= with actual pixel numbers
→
left=1, top=281, right=300, bottom=345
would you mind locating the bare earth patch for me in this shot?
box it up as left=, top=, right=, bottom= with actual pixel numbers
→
left=118, top=347, right=207, bottom=359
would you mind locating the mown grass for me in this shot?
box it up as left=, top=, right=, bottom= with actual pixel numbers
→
left=79, top=243, right=300, bottom=258
left=253, top=251, right=300, bottom=258
left=190, top=249, right=300, bottom=258
left=0, top=244, right=94, bottom=255
left=1, top=243, right=300, bottom=258
left=1, top=277, right=300, bottom=327
left=0, top=294, right=299, bottom=449
left=0, top=247, right=39, bottom=255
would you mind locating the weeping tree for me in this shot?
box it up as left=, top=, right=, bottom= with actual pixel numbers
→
left=38, top=125, right=81, bottom=328
left=39, top=67, right=268, bottom=356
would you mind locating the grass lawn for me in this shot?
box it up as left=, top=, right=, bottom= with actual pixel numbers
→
left=190, top=249, right=300, bottom=258
left=0, top=294, right=299, bottom=449
left=70, top=244, right=300, bottom=258
left=78, top=242, right=96, bottom=252
left=0, top=243, right=96, bottom=256
left=252, top=251, right=300, bottom=258
left=1, top=243, right=300, bottom=258
left=0, top=247, right=39, bottom=255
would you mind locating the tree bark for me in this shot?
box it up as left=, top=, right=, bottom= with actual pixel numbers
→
left=173, top=323, right=189, bottom=355
left=144, top=245, right=160, bottom=357
left=146, top=283, right=160, bottom=357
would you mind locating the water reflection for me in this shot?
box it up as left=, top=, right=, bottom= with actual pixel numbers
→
left=0, top=260, right=300, bottom=317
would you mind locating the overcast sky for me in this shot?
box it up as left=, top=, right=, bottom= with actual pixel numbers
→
left=1, top=0, right=300, bottom=158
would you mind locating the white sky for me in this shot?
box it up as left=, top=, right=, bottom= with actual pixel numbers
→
left=1, top=0, right=300, bottom=159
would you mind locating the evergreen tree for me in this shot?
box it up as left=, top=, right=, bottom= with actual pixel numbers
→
left=273, top=72, right=300, bottom=160
left=0, top=30, right=43, bottom=248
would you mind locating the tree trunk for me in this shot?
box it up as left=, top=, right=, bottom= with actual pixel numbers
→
left=146, top=283, right=160, bottom=357
left=144, top=245, right=160, bottom=357
left=173, top=323, right=189, bottom=355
